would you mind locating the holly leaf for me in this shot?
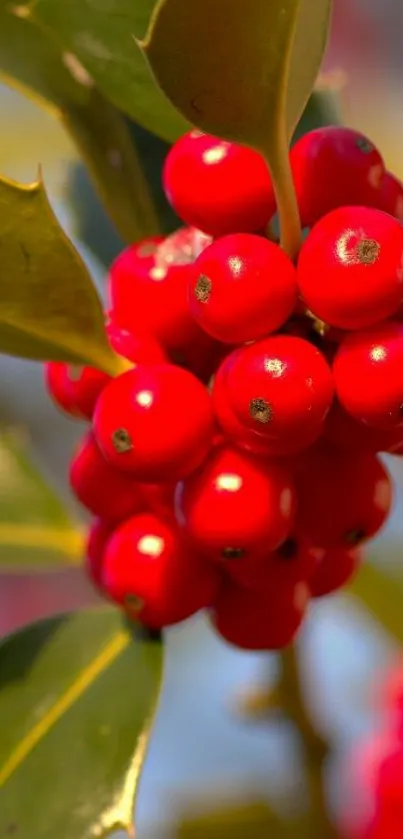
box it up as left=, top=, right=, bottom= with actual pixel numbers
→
left=0, top=0, right=160, bottom=244
left=141, top=0, right=332, bottom=257
left=0, top=608, right=163, bottom=839
left=28, top=0, right=188, bottom=142
left=0, top=171, right=121, bottom=374
left=0, top=429, right=83, bottom=571
left=174, top=800, right=297, bottom=838
left=348, top=561, right=403, bottom=643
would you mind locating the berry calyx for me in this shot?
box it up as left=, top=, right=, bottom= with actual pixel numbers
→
left=69, top=432, right=144, bottom=523
left=224, top=336, right=333, bottom=447
left=102, top=513, right=220, bottom=628
left=189, top=233, right=298, bottom=344
left=175, top=443, right=296, bottom=562
left=290, top=126, right=385, bottom=227
left=298, top=206, right=403, bottom=330
left=333, top=322, right=403, bottom=430
left=295, top=445, right=392, bottom=549
left=93, top=363, right=214, bottom=481
left=163, top=130, right=276, bottom=236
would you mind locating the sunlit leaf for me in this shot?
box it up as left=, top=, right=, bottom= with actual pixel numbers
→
left=0, top=608, right=163, bottom=839
left=29, top=0, right=188, bottom=142
left=142, top=0, right=332, bottom=256
left=0, top=172, right=121, bottom=374
left=0, top=0, right=160, bottom=243
left=0, top=429, right=83, bottom=571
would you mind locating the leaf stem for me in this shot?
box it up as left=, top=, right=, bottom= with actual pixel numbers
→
left=62, top=90, right=161, bottom=245
left=268, top=135, right=302, bottom=261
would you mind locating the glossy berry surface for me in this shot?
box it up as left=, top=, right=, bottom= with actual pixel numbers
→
left=102, top=513, right=220, bottom=628
left=69, top=432, right=144, bottom=523
left=211, top=572, right=309, bottom=650
left=333, top=322, right=403, bottom=430
left=188, top=233, right=298, bottom=344
left=106, top=320, right=167, bottom=364
left=45, top=362, right=82, bottom=418
left=163, top=130, right=276, bottom=237
left=309, top=546, right=361, bottom=597
left=85, top=518, right=114, bottom=590
left=93, top=364, right=214, bottom=481
left=290, top=126, right=385, bottom=227
left=224, top=336, right=333, bottom=446
left=295, top=445, right=392, bottom=549
left=176, top=443, right=296, bottom=561
left=379, top=171, right=403, bottom=221
left=323, top=400, right=403, bottom=453
left=298, top=206, right=403, bottom=330
left=108, top=228, right=212, bottom=354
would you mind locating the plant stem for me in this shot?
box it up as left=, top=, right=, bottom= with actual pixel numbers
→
left=280, top=646, right=338, bottom=839
left=63, top=90, right=161, bottom=245
left=263, top=130, right=302, bottom=261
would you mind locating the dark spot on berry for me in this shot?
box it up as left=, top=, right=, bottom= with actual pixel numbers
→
left=276, top=538, right=298, bottom=561
left=356, top=239, right=380, bottom=265
left=112, top=428, right=133, bottom=454
left=356, top=137, right=374, bottom=154
left=221, top=546, right=246, bottom=560
left=194, top=274, right=212, bottom=304
left=346, top=527, right=367, bottom=546
left=249, top=397, right=273, bottom=424
left=124, top=593, right=144, bottom=612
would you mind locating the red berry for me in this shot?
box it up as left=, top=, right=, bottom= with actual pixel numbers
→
left=108, top=228, right=212, bottom=354
left=290, top=126, right=385, bottom=227
left=212, top=351, right=278, bottom=456
left=93, top=364, right=214, bottom=481
left=224, top=337, right=333, bottom=447
left=323, top=400, right=403, bottom=453
left=188, top=234, right=297, bottom=344
left=106, top=320, right=167, bottom=364
left=45, top=362, right=81, bottom=418
left=102, top=513, right=220, bottom=628
left=210, top=572, right=309, bottom=650
left=138, top=482, right=175, bottom=522
left=163, top=130, right=276, bottom=237
left=309, top=546, right=361, bottom=597
left=295, top=445, right=392, bottom=549
left=229, top=533, right=321, bottom=590
left=170, top=327, right=225, bottom=384
left=333, top=323, right=403, bottom=430
left=379, top=171, right=403, bottom=222
left=69, top=432, right=144, bottom=522
left=85, top=518, right=114, bottom=590
left=298, top=207, right=403, bottom=331
left=175, top=443, right=296, bottom=562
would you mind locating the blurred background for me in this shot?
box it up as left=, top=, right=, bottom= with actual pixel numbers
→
left=1, top=0, right=403, bottom=836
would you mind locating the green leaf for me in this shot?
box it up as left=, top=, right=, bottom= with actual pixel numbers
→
left=142, top=0, right=332, bottom=257
left=0, top=171, right=122, bottom=374
left=348, top=562, right=403, bottom=643
left=0, top=1, right=160, bottom=244
left=175, top=801, right=288, bottom=839
left=28, top=0, right=188, bottom=142
left=0, top=429, right=83, bottom=571
left=0, top=608, right=163, bottom=839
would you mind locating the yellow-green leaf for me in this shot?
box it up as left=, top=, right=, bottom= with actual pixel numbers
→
left=28, top=0, right=188, bottom=142
left=0, top=608, right=163, bottom=839
left=0, top=172, right=121, bottom=374
left=348, top=562, right=403, bottom=643
left=0, top=0, right=160, bottom=244
left=142, top=0, right=332, bottom=257
left=0, top=429, right=83, bottom=571
left=175, top=800, right=288, bottom=839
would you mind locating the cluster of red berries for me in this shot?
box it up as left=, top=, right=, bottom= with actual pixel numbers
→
left=44, top=124, right=403, bottom=650
left=341, top=663, right=403, bottom=839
